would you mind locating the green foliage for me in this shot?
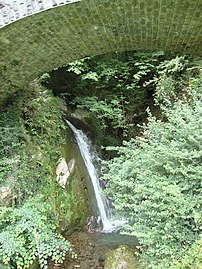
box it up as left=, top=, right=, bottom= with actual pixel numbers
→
left=102, top=81, right=202, bottom=268
left=171, top=236, right=202, bottom=269
left=157, top=56, right=189, bottom=76
left=73, top=96, right=130, bottom=135
left=66, top=51, right=163, bottom=111
left=154, top=56, right=190, bottom=107
left=189, top=69, right=202, bottom=99
left=0, top=81, right=65, bottom=205
left=0, top=196, right=74, bottom=269
left=155, top=76, right=177, bottom=106
left=44, top=52, right=194, bottom=150
left=44, top=51, right=170, bottom=140
left=0, top=106, right=25, bottom=187
left=67, top=57, right=90, bottom=75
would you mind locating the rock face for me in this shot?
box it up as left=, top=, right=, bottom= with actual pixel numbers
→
left=0, top=186, right=12, bottom=205
left=104, top=245, right=141, bottom=269
left=59, top=125, right=94, bottom=234
left=69, top=108, right=95, bottom=139
left=56, top=157, right=75, bottom=188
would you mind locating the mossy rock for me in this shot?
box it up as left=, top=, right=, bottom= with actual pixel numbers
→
left=104, top=245, right=141, bottom=269
left=55, top=125, right=95, bottom=234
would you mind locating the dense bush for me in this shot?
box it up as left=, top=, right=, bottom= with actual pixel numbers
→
left=102, top=75, right=202, bottom=268
left=171, top=235, right=202, bottom=269
left=0, top=196, right=74, bottom=269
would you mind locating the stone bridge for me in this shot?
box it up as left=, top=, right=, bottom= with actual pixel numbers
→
left=0, top=0, right=202, bottom=104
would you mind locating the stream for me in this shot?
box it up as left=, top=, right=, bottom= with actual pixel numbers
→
left=65, top=119, right=117, bottom=233
left=60, top=232, right=139, bottom=269
left=62, top=120, right=138, bottom=268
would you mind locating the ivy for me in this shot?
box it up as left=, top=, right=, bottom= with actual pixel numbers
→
left=0, top=196, right=75, bottom=269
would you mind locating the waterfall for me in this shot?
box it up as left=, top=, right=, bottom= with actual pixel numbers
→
left=65, top=120, right=116, bottom=233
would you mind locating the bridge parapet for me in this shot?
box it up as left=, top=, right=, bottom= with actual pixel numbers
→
left=0, top=0, right=79, bottom=28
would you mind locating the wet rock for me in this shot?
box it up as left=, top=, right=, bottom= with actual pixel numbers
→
left=104, top=245, right=141, bottom=269
left=59, top=99, right=68, bottom=113
left=85, top=216, right=100, bottom=233
left=61, top=128, right=93, bottom=234
left=69, top=108, right=95, bottom=138
left=58, top=232, right=140, bottom=269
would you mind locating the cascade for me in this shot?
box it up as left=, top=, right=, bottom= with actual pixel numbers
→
left=65, top=119, right=116, bottom=233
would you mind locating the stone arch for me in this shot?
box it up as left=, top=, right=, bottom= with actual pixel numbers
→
left=0, top=0, right=202, bottom=104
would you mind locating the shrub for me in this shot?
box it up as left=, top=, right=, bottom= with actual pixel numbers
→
left=103, top=84, right=202, bottom=268
left=0, top=196, right=75, bottom=269
left=171, top=236, right=202, bottom=269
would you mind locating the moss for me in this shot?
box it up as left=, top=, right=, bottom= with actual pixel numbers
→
left=55, top=126, right=93, bottom=234
left=0, top=81, right=93, bottom=234
left=0, top=82, right=66, bottom=205
left=104, top=245, right=141, bottom=269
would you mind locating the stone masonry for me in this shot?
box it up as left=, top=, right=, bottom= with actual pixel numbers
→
left=0, top=0, right=202, bottom=104
left=0, top=0, right=80, bottom=28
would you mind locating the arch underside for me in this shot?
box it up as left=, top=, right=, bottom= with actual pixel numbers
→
left=0, top=0, right=202, bottom=104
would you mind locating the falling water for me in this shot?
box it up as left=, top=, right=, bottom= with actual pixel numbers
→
left=65, top=119, right=116, bottom=233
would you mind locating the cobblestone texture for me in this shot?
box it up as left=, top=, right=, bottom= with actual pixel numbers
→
left=0, top=0, right=80, bottom=28
left=0, top=0, right=202, bottom=103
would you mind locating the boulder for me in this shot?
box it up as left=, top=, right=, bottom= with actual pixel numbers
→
left=104, top=245, right=141, bottom=269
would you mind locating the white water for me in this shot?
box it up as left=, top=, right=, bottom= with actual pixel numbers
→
left=65, top=120, right=116, bottom=233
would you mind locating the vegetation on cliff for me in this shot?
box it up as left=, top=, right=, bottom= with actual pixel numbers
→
left=0, top=80, right=65, bottom=205
left=0, top=81, right=75, bottom=268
